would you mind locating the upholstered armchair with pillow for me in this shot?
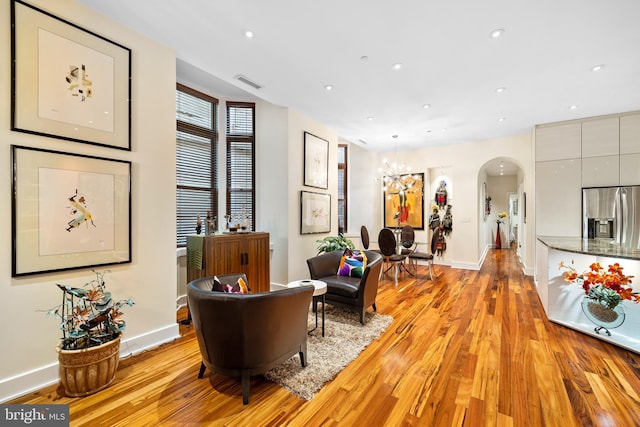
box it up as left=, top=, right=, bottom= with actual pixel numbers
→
left=306, top=249, right=383, bottom=324
left=187, top=276, right=314, bottom=404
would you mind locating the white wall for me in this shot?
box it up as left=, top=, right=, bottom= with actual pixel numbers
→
left=344, top=141, right=381, bottom=243
left=1, top=0, right=179, bottom=401
left=286, top=110, right=339, bottom=281
left=255, top=100, right=289, bottom=284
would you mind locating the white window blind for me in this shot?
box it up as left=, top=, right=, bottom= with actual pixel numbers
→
left=226, top=102, right=255, bottom=229
left=176, top=84, right=218, bottom=246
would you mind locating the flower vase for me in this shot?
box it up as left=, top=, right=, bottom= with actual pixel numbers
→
left=495, top=223, right=502, bottom=249
left=581, top=297, right=625, bottom=336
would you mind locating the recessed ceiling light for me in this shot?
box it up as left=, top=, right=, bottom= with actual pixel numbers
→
left=569, top=105, right=578, bottom=110
left=423, top=104, right=431, bottom=109
left=367, top=117, right=374, bottom=121
left=498, top=117, right=506, bottom=122
left=441, top=128, right=447, bottom=132
left=591, top=64, right=605, bottom=72
left=495, top=87, right=506, bottom=93
left=360, top=56, right=368, bottom=61
left=392, top=63, right=403, bottom=70
left=490, top=29, right=505, bottom=38
left=324, top=84, right=333, bottom=91
left=244, top=29, right=254, bottom=38
left=426, top=130, right=432, bottom=133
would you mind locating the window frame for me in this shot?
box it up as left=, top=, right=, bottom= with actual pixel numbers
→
left=176, top=83, right=218, bottom=247
left=226, top=101, right=256, bottom=231
left=338, top=144, right=348, bottom=234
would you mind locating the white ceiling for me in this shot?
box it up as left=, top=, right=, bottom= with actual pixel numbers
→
left=78, top=0, right=640, bottom=159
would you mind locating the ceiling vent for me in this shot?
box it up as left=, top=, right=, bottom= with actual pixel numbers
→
left=235, top=74, right=262, bottom=90
left=358, top=139, right=368, bottom=145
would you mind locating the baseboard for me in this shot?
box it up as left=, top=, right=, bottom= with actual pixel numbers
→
left=0, top=323, right=180, bottom=403
left=450, top=260, right=482, bottom=270
left=176, top=294, right=187, bottom=310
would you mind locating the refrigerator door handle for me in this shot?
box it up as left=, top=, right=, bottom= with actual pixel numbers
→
left=619, top=187, right=627, bottom=246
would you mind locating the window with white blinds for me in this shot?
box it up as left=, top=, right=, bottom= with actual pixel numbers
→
left=176, top=84, right=218, bottom=246
left=338, top=144, right=347, bottom=233
left=226, top=102, right=255, bottom=230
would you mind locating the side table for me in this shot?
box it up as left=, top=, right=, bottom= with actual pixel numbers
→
left=287, top=279, right=327, bottom=337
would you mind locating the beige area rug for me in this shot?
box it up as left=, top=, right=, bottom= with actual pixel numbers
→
left=263, top=305, right=393, bottom=400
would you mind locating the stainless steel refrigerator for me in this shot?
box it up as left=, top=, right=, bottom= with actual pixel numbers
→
left=582, top=186, right=640, bottom=250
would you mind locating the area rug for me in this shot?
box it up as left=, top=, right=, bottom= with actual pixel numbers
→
left=263, top=305, right=393, bottom=400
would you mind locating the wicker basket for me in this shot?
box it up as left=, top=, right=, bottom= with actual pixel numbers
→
left=56, top=336, right=121, bottom=397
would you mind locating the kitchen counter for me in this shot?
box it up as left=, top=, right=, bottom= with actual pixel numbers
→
left=535, top=238, right=640, bottom=354
left=537, top=236, right=640, bottom=261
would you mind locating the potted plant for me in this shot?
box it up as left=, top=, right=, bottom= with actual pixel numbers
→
left=315, top=233, right=355, bottom=255
left=45, top=269, right=134, bottom=396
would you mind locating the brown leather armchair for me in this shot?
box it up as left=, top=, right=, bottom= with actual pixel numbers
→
left=306, top=250, right=383, bottom=324
left=187, top=276, right=314, bottom=404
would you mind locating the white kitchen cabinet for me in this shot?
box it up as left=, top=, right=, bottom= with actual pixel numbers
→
left=620, top=153, right=640, bottom=186
left=581, top=155, right=619, bottom=187
left=535, top=123, right=581, bottom=162
left=620, top=114, right=640, bottom=154
left=535, top=158, right=582, bottom=237
left=581, top=117, right=619, bottom=158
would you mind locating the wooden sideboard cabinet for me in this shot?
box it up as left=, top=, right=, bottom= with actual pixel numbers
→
left=187, top=232, right=270, bottom=293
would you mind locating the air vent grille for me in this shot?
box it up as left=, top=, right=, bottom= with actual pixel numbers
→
left=235, top=74, right=262, bottom=90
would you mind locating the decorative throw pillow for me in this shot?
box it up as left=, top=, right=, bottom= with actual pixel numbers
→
left=211, top=276, right=249, bottom=294
left=337, top=248, right=368, bottom=278
left=212, top=276, right=226, bottom=292
left=235, top=277, right=249, bottom=294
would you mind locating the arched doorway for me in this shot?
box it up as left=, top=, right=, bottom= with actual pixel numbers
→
left=479, top=158, right=525, bottom=260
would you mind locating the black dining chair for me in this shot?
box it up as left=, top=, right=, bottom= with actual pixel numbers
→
left=406, top=227, right=435, bottom=280
left=361, top=225, right=381, bottom=254
left=378, top=228, right=407, bottom=282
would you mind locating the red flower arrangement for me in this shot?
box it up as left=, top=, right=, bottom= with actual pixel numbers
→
left=559, top=261, right=639, bottom=310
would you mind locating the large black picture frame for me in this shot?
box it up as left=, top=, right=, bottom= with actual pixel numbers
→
left=300, top=191, right=331, bottom=234
left=11, top=0, right=132, bottom=150
left=12, top=145, right=132, bottom=277
left=303, top=132, right=328, bottom=189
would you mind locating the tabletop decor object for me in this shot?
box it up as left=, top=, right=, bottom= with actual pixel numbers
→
left=560, top=260, right=639, bottom=336
left=495, top=212, right=507, bottom=248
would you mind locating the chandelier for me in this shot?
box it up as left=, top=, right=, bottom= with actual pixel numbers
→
left=378, top=135, right=419, bottom=199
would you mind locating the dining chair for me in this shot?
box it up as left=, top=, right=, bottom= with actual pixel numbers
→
left=360, top=225, right=371, bottom=249
left=361, top=225, right=380, bottom=253
left=400, top=225, right=417, bottom=256
left=406, top=228, right=435, bottom=280
left=378, top=228, right=407, bottom=282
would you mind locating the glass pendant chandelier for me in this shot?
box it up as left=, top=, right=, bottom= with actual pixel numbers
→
left=378, top=135, right=418, bottom=199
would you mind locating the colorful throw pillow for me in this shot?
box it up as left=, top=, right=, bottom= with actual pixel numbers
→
left=337, top=248, right=368, bottom=278
left=212, top=276, right=249, bottom=294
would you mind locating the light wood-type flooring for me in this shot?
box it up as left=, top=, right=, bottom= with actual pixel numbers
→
left=9, top=248, right=640, bottom=426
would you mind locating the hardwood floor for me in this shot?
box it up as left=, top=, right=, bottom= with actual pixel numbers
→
left=9, top=248, right=640, bottom=426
